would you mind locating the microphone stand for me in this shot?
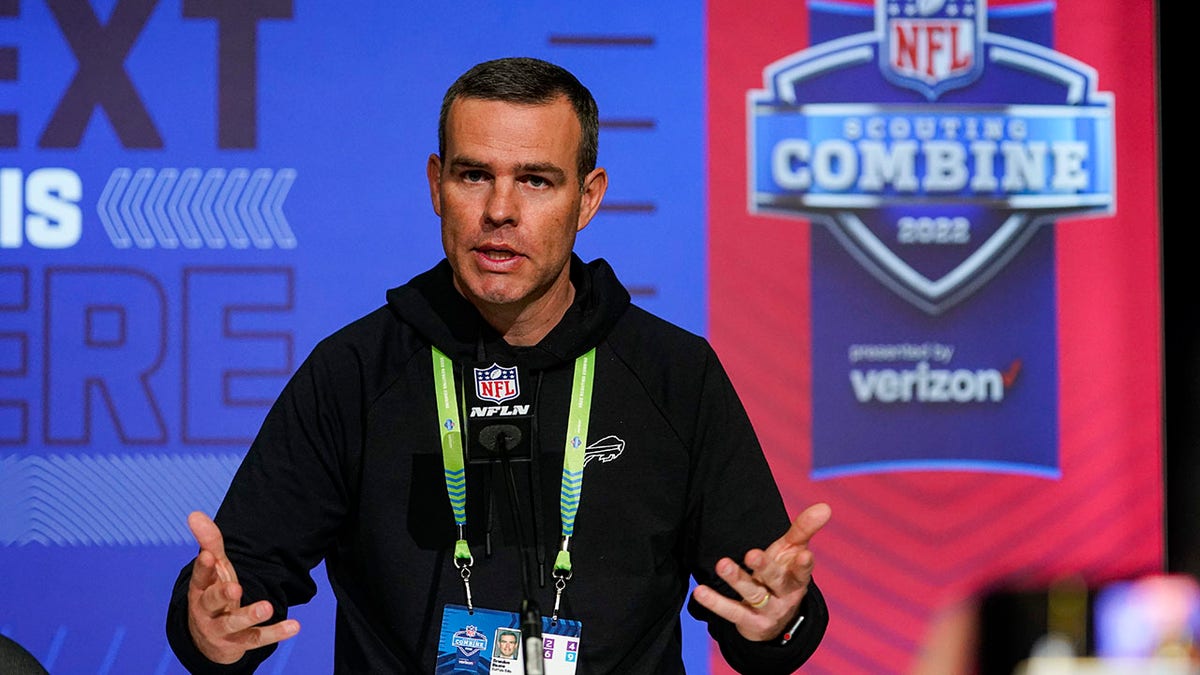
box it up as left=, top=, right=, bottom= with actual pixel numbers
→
left=492, top=429, right=545, bottom=675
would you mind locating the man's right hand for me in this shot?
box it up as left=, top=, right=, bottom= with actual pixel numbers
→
left=186, top=511, right=301, bottom=664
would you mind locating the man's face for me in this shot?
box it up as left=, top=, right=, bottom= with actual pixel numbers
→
left=497, top=633, right=518, bottom=657
left=428, top=96, right=606, bottom=315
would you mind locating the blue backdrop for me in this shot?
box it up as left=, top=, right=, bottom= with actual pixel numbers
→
left=1, top=2, right=710, bottom=672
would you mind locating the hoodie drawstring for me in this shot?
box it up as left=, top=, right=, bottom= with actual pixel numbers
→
left=529, top=370, right=547, bottom=588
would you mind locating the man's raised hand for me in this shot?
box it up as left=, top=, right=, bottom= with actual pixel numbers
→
left=186, top=511, right=300, bottom=663
left=692, top=503, right=831, bottom=641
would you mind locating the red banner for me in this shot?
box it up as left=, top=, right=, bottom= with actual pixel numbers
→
left=708, top=1, right=1161, bottom=672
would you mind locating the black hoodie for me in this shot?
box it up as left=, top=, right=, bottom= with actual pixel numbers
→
left=167, top=256, right=828, bottom=674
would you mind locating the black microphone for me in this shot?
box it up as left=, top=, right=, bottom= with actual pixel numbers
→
left=465, top=361, right=533, bottom=464
left=479, top=425, right=544, bottom=675
left=521, top=598, right=545, bottom=675
left=478, top=424, right=523, bottom=457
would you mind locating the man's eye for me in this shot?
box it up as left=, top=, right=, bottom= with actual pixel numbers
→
left=525, top=175, right=549, bottom=188
left=464, top=170, right=486, bottom=182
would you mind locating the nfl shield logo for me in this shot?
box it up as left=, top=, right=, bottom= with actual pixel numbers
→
left=880, top=0, right=984, bottom=99
left=451, top=625, right=487, bottom=657
left=474, top=364, right=520, bottom=404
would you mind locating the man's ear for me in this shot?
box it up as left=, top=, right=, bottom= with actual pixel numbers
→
left=576, top=167, right=608, bottom=232
left=427, top=153, right=443, bottom=217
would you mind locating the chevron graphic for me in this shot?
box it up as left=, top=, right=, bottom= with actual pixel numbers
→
left=559, top=469, right=583, bottom=535
left=443, top=467, right=467, bottom=524
left=0, top=454, right=242, bottom=546
left=96, top=168, right=298, bottom=250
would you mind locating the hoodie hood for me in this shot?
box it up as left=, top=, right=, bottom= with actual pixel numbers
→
left=385, top=254, right=631, bottom=370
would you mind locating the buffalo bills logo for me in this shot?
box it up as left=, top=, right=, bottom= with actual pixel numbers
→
left=474, top=364, right=519, bottom=404
left=583, top=435, right=625, bottom=466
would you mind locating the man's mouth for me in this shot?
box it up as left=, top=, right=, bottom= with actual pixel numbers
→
left=478, top=246, right=520, bottom=261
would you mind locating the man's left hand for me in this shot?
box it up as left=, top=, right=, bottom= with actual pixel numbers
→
left=692, top=502, right=832, bottom=642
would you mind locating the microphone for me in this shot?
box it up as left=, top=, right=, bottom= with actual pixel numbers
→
left=479, top=425, right=544, bottom=675
left=466, top=360, right=532, bottom=464
left=521, top=598, right=545, bottom=675
left=478, top=424, right=523, bottom=457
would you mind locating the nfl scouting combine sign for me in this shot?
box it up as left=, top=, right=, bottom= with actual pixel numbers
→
left=751, top=0, right=1113, bottom=477
left=710, top=0, right=1159, bottom=673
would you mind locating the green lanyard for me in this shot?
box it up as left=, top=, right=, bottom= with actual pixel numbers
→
left=432, top=346, right=595, bottom=617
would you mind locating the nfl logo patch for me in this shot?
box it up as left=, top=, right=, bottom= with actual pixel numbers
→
left=474, top=364, right=520, bottom=404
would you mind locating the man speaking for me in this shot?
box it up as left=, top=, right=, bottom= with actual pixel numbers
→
left=167, top=56, right=829, bottom=674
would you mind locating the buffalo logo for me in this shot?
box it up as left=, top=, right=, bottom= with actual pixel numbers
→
left=474, top=364, right=519, bottom=404
left=583, top=435, right=625, bottom=467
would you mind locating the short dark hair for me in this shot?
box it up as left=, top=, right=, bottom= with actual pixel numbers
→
left=438, top=57, right=599, bottom=187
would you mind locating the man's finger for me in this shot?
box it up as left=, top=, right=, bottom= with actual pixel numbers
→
left=247, top=618, right=302, bottom=649
left=189, top=549, right=221, bottom=591
left=692, top=584, right=755, bottom=627
left=188, top=511, right=227, bottom=557
left=693, top=583, right=807, bottom=642
left=751, top=503, right=828, bottom=591
left=757, top=549, right=815, bottom=597
left=714, top=557, right=773, bottom=608
left=188, top=511, right=237, bottom=584
left=215, top=600, right=279, bottom=636
left=193, top=605, right=301, bottom=661
left=196, top=579, right=241, bottom=615
left=779, top=502, right=832, bottom=547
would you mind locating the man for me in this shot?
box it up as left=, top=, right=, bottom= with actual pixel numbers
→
left=495, top=630, right=520, bottom=660
left=167, top=56, right=829, bottom=674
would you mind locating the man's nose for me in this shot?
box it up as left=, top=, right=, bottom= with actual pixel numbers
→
left=484, top=181, right=519, bottom=226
